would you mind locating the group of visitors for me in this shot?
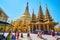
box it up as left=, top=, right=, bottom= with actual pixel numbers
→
left=37, top=30, right=55, bottom=38
left=0, top=30, right=56, bottom=40
left=6, top=31, right=31, bottom=40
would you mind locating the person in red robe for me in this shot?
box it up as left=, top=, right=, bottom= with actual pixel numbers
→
left=15, top=29, right=17, bottom=39
left=42, top=31, right=44, bottom=35
left=51, top=30, right=55, bottom=37
left=15, top=31, right=20, bottom=39
left=17, top=31, right=20, bottom=39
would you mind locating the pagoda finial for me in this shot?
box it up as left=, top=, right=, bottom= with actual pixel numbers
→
left=38, top=4, right=44, bottom=20
left=21, top=2, right=31, bottom=22
left=26, top=2, right=29, bottom=11
left=46, top=4, right=48, bottom=11
left=27, top=2, right=28, bottom=6
left=45, top=4, right=53, bottom=21
left=33, top=9, right=34, bottom=14
left=31, top=9, right=36, bottom=21
left=22, top=2, right=30, bottom=16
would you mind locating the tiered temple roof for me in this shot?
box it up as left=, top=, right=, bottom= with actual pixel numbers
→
left=12, top=2, right=58, bottom=32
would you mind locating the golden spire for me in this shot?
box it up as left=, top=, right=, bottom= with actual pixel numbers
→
left=45, top=4, right=53, bottom=21
left=38, top=4, right=44, bottom=20
left=23, top=2, right=30, bottom=16
left=20, top=2, right=31, bottom=23
left=31, top=9, right=36, bottom=22
left=26, top=2, right=28, bottom=11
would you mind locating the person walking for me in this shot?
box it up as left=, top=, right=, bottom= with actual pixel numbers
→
left=15, top=30, right=21, bottom=40
left=21, top=32, right=23, bottom=38
left=39, top=31, right=43, bottom=39
left=27, top=32, right=30, bottom=37
left=51, top=30, right=55, bottom=37
left=37, top=31, right=40, bottom=37
left=11, top=34, right=16, bottom=40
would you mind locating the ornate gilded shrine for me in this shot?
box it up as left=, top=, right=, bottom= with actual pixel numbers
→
left=10, top=2, right=58, bottom=32
left=29, top=5, right=58, bottom=32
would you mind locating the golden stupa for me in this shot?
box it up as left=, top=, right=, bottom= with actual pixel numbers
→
left=10, top=2, right=31, bottom=32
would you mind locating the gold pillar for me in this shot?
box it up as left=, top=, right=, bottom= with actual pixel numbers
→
left=52, top=25, right=54, bottom=30
left=32, top=24, right=34, bottom=32
left=38, top=24, right=40, bottom=30
left=3, top=27, right=4, bottom=31
left=49, top=25, right=51, bottom=30
left=35, top=24, right=37, bottom=30
left=35, top=25, right=37, bottom=30
left=28, top=26, right=30, bottom=31
left=43, top=24, right=46, bottom=30
left=39, top=24, right=41, bottom=30
left=47, top=25, right=49, bottom=31
left=53, top=26, right=54, bottom=30
left=36, top=24, right=38, bottom=30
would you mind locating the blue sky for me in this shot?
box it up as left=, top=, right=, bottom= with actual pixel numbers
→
left=0, top=0, right=60, bottom=26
